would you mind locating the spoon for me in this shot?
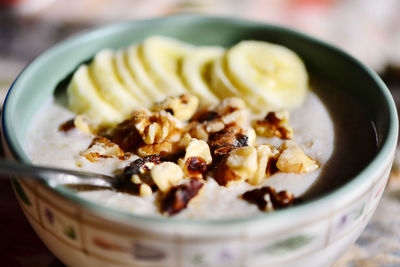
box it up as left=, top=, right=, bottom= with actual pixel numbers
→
left=0, top=159, right=123, bottom=189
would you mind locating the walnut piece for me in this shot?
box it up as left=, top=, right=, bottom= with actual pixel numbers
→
left=242, top=186, right=295, bottom=211
left=208, top=125, right=248, bottom=158
left=276, top=140, right=318, bottom=174
left=248, top=145, right=276, bottom=185
left=187, top=97, right=249, bottom=141
left=153, top=94, right=199, bottom=121
left=80, top=137, right=125, bottom=162
left=59, top=115, right=93, bottom=135
left=120, top=155, right=162, bottom=196
left=161, top=179, right=204, bottom=216
left=132, top=109, right=181, bottom=145
left=254, top=111, right=293, bottom=139
left=214, top=146, right=257, bottom=186
left=178, top=139, right=212, bottom=179
left=104, top=117, right=142, bottom=152
left=150, top=162, right=184, bottom=192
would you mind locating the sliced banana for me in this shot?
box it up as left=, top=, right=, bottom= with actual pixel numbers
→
left=114, top=49, right=152, bottom=106
left=67, top=65, right=122, bottom=126
left=89, top=49, right=139, bottom=117
left=225, top=40, right=308, bottom=110
left=181, top=47, right=224, bottom=107
left=140, top=35, right=194, bottom=95
left=210, top=56, right=248, bottom=99
left=126, top=45, right=166, bottom=102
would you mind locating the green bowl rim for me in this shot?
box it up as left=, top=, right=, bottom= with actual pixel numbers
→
left=2, top=14, right=398, bottom=226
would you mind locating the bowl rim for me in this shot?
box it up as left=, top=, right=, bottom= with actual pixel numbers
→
left=2, top=14, right=398, bottom=226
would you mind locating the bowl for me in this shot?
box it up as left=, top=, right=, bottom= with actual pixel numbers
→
left=1, top=15, right=398, bottom=267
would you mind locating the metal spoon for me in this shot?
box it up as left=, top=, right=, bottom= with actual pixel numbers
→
left=0, top=159, right=122, bottom=189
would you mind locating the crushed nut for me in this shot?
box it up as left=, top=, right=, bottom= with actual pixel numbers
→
left=137, top=141, right=174, bottom=157
left=254, top=111, right=293, bottom=139
left=120, top=155, right=162, bottom=196
left=133, top=109, right=181, bottom=145
left=150, top=162, right=184, bottom=192
left=276, top=140, right=318, bottom=174
left=161, top=179, right=204, bottom=216
left=242, top=186, right=295, bottom=211
left=248, top=145, right=275, bottom=185
left=214, top=146, right=257, bottom=186
left=208, top=125, right=248, bottom=158
left=244, top=128, right=256, bottom=146
left=59, top=115, right=93, bottom=135
left=139, top=183, right=153, bottom=197
left=80, top=137, right=125, bottom=162
left=186, top=97, right=248, bottom=142
left=153, top=94, right=199, bottom=121
left=178, top=139, right=212, bottom=179
left=59, top=119, right=75, bottom=132
left=103, top=117, right=142, bottom=152
left=187, top=121, right=210, bottom=140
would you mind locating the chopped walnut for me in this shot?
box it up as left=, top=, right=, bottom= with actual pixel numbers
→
left=137, top=141, right=174, bottom=157
left=150, top=162, right=184, bottom=192
left=178, top=139, right=212, bottom=179
left=132, top=109, right=182, bottom=145
left=244, top=128, right=256, bottom=146
left=103, top=117, right=142, bottom=152
left=80, top=137, right=125, bottom=162
left=153, top=94, right=199, bottom=121
left=208, top=125, right=248, bottom=158
left=276, top=140, right=318, bottom=174
left=59, top=115, right=93, bottom=135
left=59, top=119, right=75, bottom=132
left=248, top=145, right=277, bottom=185
left=120, top=155, right=162, bottom=196
left=214, top=146, right=257, bottom=186
left=161, top=179, right=204, bottom=216
left=242, top=186, right=295, bottom=211
left=254, top=111, right=293, bottom=139
left=186, top=97, right=249, bottom=141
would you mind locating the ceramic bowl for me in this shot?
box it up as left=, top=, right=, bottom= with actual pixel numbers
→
left=1, top=15, right=398, bottom=267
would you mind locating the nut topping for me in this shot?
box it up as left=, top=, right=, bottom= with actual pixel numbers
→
left=254, top=111, right=293, bottom=139
left=161, top=179, right=204, bottom=216
left=150, top=162, right=184, bottom=192
left=214, top=146, right=257, bottom=186
left=178, top=139, right=212, bottom=179
left=59, top=115, right=93, bottom=135
left=208, top=125, right=248, bottom=158
left=276, top=140, right=318, bottom=174
left=242, top=186, right=295, bottom=211
left=248, top=145, right=275, bottom=185
left=120, top=155, right=162, bottom=196
left=80, top=137, right=125, bottom=162
left=153, top=94, right=199, bottom=121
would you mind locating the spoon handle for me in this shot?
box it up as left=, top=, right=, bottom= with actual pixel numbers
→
left=0, top=159, right=114, bottom=187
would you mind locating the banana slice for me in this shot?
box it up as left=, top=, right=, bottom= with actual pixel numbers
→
left=140, top=35, right=194, bottom=95
left=181, top=47, right=224, bottom=107
left=226, top=40, right=308, bottom=110
left=89, top=49, right=139, bottom=117
left=67, top=65, right=122, bottom=126
left=114, top=49, right=152, bottom=106
left=126, top=45, right=166, bottom=102
left=209, top=57, right=242, bottom=99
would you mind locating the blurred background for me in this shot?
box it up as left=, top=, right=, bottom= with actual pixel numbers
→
left=1, top=0, right=400, bottom=266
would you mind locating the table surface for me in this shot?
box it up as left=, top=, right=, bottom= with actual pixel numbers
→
left=1, top=1, right=400, bottom=266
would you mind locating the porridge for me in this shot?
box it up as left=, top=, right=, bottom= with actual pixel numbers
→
left=24, top=36, right=376, bottom=218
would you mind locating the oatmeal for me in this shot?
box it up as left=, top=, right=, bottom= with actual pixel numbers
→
left=24, top=36, right=339, bottom=218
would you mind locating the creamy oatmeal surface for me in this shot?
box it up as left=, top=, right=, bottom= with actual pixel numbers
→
left=25, top=91, right=334, bottom=219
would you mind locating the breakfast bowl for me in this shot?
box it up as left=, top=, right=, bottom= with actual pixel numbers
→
left=1, top=15, right=398, bottom=267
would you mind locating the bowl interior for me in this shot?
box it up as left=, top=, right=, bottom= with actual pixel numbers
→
left=2, top=15, right=397, bottom=223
